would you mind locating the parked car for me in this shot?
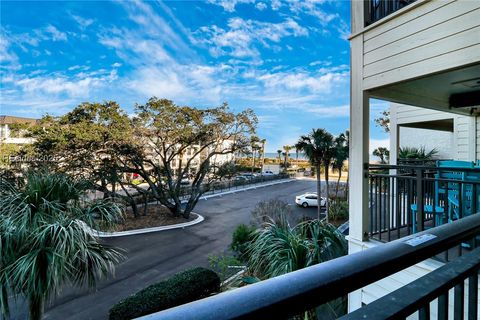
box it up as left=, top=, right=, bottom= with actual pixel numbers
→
left=295, top=193, right=326, bottom=208
left=262, top=170, right=275, bottom=176
left=234, top=175, right=249, bottom=182
left=241, top=173, right=255, bottom=179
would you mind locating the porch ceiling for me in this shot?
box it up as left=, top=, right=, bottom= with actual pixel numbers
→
left=368, top=64, right=480, bottom=116
left=399, top=118, right=454, bottom=132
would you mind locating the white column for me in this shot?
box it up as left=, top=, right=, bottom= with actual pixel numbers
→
left=348, top=34, right=370, bottom=244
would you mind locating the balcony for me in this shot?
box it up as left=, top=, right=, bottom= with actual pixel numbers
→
left=364, top=0, right=417, bottom=26
left=138, top=214, right=480, bottom=319
left=368, top=162, right=480, bottom=246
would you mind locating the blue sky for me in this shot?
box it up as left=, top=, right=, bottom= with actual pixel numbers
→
left=0, top=0, right=388, bottom=152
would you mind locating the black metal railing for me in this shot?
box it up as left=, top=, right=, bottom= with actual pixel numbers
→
left=368, top=164, right=480, bottom=248
left=178, top=173, right=291, bottom=199
left=341, top=247, right=480, bottom=320
left=364, top=0, right=417, bottom=26
left=139, top=214, right=480, bottom=320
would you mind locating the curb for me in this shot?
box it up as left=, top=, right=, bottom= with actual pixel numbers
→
left=91, top=213, right=204, bottom=238
left=89, top=179, right=293, bottom=238
left=199, top=178, right=294, bottom=201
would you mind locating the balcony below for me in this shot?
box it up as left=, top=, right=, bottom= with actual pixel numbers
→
left=352, top=0, right=480, bottom=116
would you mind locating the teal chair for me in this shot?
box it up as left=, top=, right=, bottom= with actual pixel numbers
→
left=437, top=161, right=475, bottom=221
left=410, top=160, right=477, bottom=233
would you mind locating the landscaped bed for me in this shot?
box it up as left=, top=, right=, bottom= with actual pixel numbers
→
left=108, top=204, right=196, bottom=232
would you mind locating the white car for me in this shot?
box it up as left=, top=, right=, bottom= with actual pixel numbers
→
left=262, top=170, right=275, bottom=176
left=295, top=193, right=326, bottom=208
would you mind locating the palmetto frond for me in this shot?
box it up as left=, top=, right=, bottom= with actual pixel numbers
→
left=0, top=172, right=124, bottom=319
left=247, top=214, right=347, bottom=280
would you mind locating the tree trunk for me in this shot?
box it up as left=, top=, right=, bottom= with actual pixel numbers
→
left=142, top=193, right=148, bottom=216
left=28, top=294, right=44, bottom=320
left=252, top=150, right=255, bottom=174
left=316, top=164, right=322, bottom=220
left=325, top=166, right=330, bottom=224
left=335, top=170, right=342, bottom=199
left=130, top=198, right=139, bottom=218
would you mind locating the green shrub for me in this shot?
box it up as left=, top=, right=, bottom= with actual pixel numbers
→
left=328, top=200, right=349, bottom=221
left=230, top=224, right=256, bottom=260
left=208, top=254, right=243, bottom=281
left=251, top=199, right=291, bottom=227
left=109, top=267, right=220, bottom=320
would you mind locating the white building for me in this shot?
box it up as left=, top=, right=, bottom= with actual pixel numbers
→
left=0, top=115, right=37, bottom=144
left=349, top=0, right=480, bottom=316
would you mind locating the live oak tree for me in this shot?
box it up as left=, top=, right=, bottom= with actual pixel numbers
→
left=26, top=102, right=143, bottom=215
left=374, top=110, right=390, bottom=133
left=26, top=99, right=256, bottom=219
left=118, top=98, right=257, bottom=218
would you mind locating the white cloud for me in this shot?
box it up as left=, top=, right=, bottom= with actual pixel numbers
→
left=71, top=14, right=94, bottom=29
left=271, top=0, right=281, bottom=10
left=255, top=2, right=267, bottom=10
left=111, top=62, right=122, bottom=68
left=304, top=105, right=349, bottom=117
left=194, top=17, right=308, bottom=60
left=286, top=0, right=338, bottom=25
left=43, top=25, right=67, bottom=41
left=309, top=60, right=332, bottom=67
left=207, top=0, right=255, bottom=12
left=14, top=69, right=117, bottom=97
left=257, top=69, right=348, bottom=93
left=0, top=34, right=18, bottom=66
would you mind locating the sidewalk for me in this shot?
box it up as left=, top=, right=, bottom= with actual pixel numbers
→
left=196, top=178, right=294, bottom=201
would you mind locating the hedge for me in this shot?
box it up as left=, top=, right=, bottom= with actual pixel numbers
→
left=109, top=267, right=220, bottom=320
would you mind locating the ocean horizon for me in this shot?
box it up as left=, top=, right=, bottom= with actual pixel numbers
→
left=239, top=152, right=308, bottom=160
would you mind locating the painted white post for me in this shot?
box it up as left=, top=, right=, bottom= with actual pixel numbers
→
left=348, top=1, right=369, bottom=312
left=348, top=37, right=370, bottom=244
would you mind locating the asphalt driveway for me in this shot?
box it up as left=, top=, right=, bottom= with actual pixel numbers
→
left=19, top=179, right=323, bottom=319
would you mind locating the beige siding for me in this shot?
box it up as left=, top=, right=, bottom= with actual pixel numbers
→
left=477, top=117, right=480, bottom=161
left=362, top=0, right=480, bottom=90
left=394, top=104, right=453, bottom=125
left=456, top=116, right=472, bottom=161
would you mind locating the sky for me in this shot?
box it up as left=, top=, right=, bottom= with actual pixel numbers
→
left=0, top=0, right=389, bottom=152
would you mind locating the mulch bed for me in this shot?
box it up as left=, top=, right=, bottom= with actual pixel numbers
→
left=112, top=204, right=195, bottom=232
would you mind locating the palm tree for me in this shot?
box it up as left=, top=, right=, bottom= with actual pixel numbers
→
left=0, top=172, right=124, bottom=320
left=260, top=139, right=266, bottom=174
left=247, top=214, right=347, bottom=319
left=283, top=145, right=292, bottom=171
left=277, top=149, right=282, bottom=164
left=250, top=136, right=260, bottom=174
left=295, top=129, right=334, bottom=221
left=248, top=218, right=347, bottom=279
left=372, top=147, right=389, bottom=164
left=332, top=133, right=349, bottom=199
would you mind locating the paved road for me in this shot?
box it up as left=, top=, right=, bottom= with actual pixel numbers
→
left=15, top=179, right=322, bottom=320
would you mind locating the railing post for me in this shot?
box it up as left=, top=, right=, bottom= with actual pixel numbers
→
left=416, top=168, right=424, bottom=232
